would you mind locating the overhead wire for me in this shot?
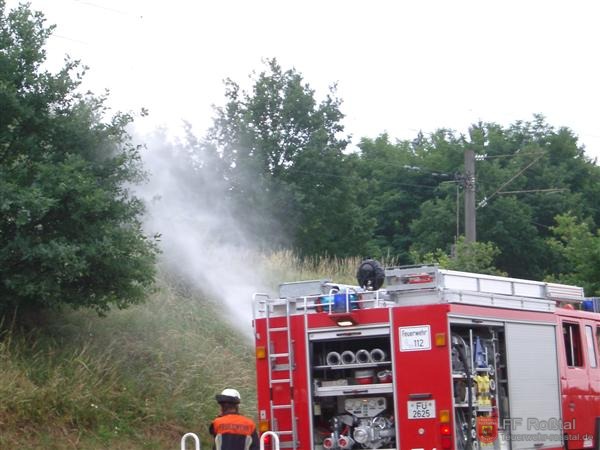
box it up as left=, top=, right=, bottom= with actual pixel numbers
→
left=43, top=0, right=144, bottom=48
left=52, top=34, right=89, bottom=45
left=478, top=152, right=549, bottom=160
left=286, top=168, right=446, bottom=191
left=498, top=188, right=568, bottom=195
left=476, top=153, right=546, bottom=209
left=71, top=0, right=138, bottom=17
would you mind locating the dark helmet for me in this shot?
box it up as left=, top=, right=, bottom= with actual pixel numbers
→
left=356, top=259, right=385, bottom=290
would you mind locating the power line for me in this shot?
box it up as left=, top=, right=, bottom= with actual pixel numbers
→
left=476, top=149, right=546, bottom=160
left=53, top=33, right=89, bottom=46
left=477, top=153, right=545, bottom=209
left=288, top=168, right=440, bottom=190
left=530, top=221, right=552, bottom=230
left=72, top=0, right=138, bottom=17
left=498, top=188, right=568, bottom=195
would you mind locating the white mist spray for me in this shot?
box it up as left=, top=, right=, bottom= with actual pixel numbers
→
left=134, top=128, right=276, bottom=338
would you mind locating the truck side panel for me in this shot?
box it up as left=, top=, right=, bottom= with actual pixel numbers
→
left=505, top=322, right=561, bottom=450
left=392, top=304, right=453, bottom=450
left=557, top=311, right=600, bottom=449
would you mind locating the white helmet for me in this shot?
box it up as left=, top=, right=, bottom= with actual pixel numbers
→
left=216, top=388, right=241, bottom=404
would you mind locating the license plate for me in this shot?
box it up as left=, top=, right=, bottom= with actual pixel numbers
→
left=407, top=400, right=436, bottom=419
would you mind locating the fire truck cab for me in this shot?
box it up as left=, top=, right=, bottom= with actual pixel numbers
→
left=252, top=264, right=600, bottom=450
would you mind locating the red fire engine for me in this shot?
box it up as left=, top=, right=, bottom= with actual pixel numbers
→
left=252, top=263, right=600, bottom=450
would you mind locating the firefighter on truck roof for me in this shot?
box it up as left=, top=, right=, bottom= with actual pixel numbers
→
left=209, top=388, right=259, bottom=450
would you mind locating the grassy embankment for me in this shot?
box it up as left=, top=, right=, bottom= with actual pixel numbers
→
left=0, top=252, right=360, bottom=449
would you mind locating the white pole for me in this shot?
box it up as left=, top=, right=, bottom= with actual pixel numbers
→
left=260, top=431, right=280, bottom=450
left=181, top=433, right=201, bottom=450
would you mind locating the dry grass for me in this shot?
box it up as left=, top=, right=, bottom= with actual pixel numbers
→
left=0, top=273, right=255, bottom=449
left=262, top=250, right=368, bottom=286
left=0, top=252, right=362, bottom=449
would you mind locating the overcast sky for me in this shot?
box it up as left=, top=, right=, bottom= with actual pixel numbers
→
left=7, top=0, right=600, bottom=159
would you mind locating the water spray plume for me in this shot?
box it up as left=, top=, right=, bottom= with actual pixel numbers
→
left=134, top=129, right=272, bottom=338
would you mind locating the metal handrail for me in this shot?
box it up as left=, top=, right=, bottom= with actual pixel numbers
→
left=255, top=288, right=387, bottom=318
left=253, top=292, right=271, bottom=338
left=253, top=293, right=271, bottom=302
left=181, top=433, right=201, bottom=450
left=260, top=431, right=281, bottom=450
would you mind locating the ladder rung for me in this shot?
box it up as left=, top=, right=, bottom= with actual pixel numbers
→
left=269, top=327, right=289, bottom=332
left=272, top=379, right=291, bottom=384
left=271, top=353, right=289, bottom=358
left=274, top=431, right=294, bottom=436
left=272, top=404, right=292, bottom=410
left=273, top=364, right=291, bottom=371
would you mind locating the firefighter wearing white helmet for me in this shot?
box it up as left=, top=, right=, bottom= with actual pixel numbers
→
left=209, top=388, right=258, bottom=450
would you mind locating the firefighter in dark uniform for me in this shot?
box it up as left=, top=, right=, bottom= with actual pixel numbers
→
left=209, top=388, right=259, bottom=450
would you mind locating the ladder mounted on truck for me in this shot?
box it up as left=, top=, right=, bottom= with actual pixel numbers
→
left=254, top=293, right=298, bottom=450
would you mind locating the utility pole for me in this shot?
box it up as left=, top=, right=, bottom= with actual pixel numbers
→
left=464, top=149, right=476, bottom=243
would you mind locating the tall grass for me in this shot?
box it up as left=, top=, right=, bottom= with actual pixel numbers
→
left=0, top=276, right=256, bottom=449
left=262, top=250, right=371, bottom=286
left=0, top=252, right=361, bottom=449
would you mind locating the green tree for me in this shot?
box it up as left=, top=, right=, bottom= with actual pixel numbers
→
left=407, top=116, right=600, bottom=279
left=205, top=58, right=374, bottom=256
left=408, top=195, right=458, bottom=256
left=410, top=237, right=505, bottom=276
left=354, top=134, right=450, bottom=262
left=0, top=2, right=158, bottom=317
left=546, top=214, right=600, bottom=296
left=477, top=197, right=548, bottom=279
